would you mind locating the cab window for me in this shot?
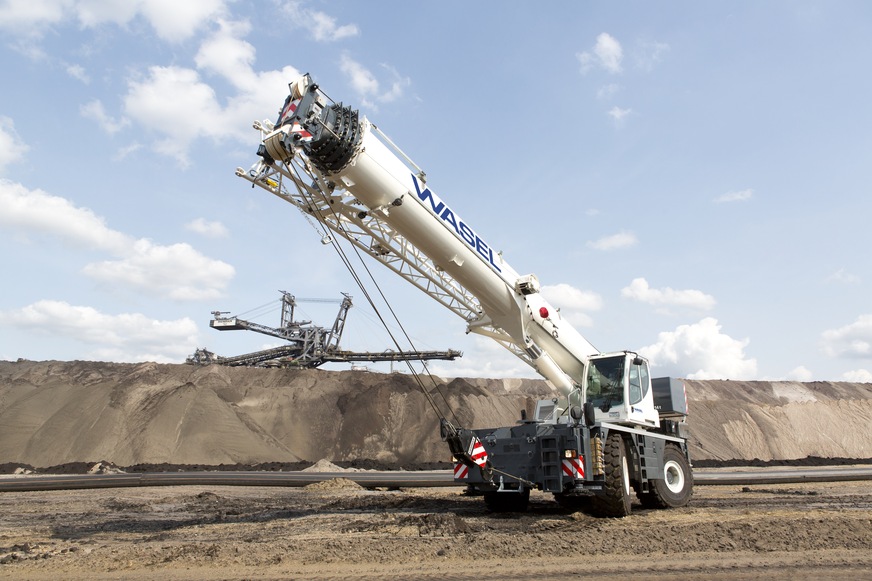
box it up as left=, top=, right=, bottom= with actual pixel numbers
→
left=586, top=356, right=625, bottom=410
left=629, top=359, right=650, bottom=405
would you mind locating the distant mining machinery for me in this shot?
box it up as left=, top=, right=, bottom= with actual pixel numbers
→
left=186, top=290, right=461, bottom=368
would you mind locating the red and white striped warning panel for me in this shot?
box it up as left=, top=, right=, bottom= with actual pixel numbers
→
left=562, top=457, right=585, bottom=479
left=278, top=98, right=299, bottom=124
left=468, top=436, right=489, bottom=468
left=454, top=462, right=469, bottom=480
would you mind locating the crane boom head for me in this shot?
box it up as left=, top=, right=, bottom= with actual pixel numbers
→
left=258, top=73, right=363, bottom=176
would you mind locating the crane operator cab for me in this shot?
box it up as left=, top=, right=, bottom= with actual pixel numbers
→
left=584, top=352, right=660, bottom=427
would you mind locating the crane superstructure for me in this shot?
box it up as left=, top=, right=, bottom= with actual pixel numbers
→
left=236, top=74, right=693, bottom=516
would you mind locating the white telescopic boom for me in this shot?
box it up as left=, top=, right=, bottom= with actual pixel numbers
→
left=251, top=75, right=599, bottom=395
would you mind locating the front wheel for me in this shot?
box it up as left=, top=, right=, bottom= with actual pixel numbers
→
left=590, top=433, right=632, bottom=517
left=640, top=445, right=693, bottom=509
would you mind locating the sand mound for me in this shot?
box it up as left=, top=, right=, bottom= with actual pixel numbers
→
left=0, top=360, right=870, bottom=465
left=302, top=459, right=345, bottom=472
left=305, top=477, right=362, bottom=491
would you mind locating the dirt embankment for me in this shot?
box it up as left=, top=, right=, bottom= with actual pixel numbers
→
left=0, top=360, right=870, bottom=467
left=687, top=379, right=872, bottom=460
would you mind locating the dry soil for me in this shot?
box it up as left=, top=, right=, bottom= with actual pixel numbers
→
left=1, top=477, right=871, bottom=580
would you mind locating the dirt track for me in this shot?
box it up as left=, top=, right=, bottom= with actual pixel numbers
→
left=1, top=478, right=871, bottom=580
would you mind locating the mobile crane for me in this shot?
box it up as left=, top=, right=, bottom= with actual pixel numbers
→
left=236, top=74, right=693, bottom=516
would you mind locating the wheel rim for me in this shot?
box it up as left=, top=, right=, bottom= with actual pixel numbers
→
left=663, top=459, right=685, bottom=493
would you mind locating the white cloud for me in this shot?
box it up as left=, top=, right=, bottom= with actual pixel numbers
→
left=786, top=365, right=813, bottom=381
left=608, top=106, right=633, bottom=122
left=279, top=1, right=359, bottom=43
left=634, top=40, right=670, bottom=72
left=309, top=8, right=359, bottom=42
left=822, top=315, right=872, bottom=359
left=83, top=239, right=235, bottom=301
left=577, top=32, right=623, bottom=74
left=65, top=63, right=89, bottom=83
left=123, top=65, right=225, bottom=164
left=587, top=231, right=637, bottom=251
left=193, top=19, right=258, bottom=89
left=0, top=0, right=68, bottom=34
left=429, top=335, right=535, bottom=380
left=123, top=21, right=300, bottom=165
left=340, top=53, right=379, bottom=104
left=0, top=180, right=234, bottom=300
left=4, top=10, right=308, bottom=165
left=1, top=300, right=199, bottom=362
left=621, top=278, right=716, bottom=312
left=131, top=0, right=227, bottom=42
left=597, top=83, right=619, bottom=100
left=113, top=142, right=143, bottom=161
left=541, top=283, right=603, bottom=327
left=0, top=117, right=29, bottom=173
left=640, top=317, right=758, bottom=380
left=80, top=99, right=129, bottom=134
left=825, top=268, right=860, bottom=284
left=714, top=188, right=753, bottom=203
left=0, top=0, right=227, bottom=42
left=842, top=369, right=872, bottom=382
left=186, top=217, right=228, bottom=238
left=0, top=180, right=131, bottom=251
left=73, top=0, right=139, bottom=28
left=339, top=54, right=410, bottom=109
left=377, top=63, right=411, bottom=104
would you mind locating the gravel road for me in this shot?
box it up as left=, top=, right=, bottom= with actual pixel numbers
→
left=1, top=477, right=871, bottom=580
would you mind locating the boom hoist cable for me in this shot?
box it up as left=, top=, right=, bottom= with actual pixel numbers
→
left=244, top=81, right=534, bottom=486
left=286, top=161, right=458, bottom=424
left=280, top=149, right=530, bottom=486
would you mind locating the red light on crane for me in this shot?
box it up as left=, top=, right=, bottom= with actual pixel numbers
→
left=539, top=307, right=549, bottom=319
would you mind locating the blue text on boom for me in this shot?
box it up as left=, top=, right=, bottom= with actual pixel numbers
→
left=411, top=174, right=502, bottom=273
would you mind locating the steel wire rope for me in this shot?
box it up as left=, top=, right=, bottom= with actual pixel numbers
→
left=234, top=298, right=281, bottom=320
left=254, top=92, right=531, bottom=485
left=286, top=161, right=462, bottom=428
left=299, top=114, right=508, bottom=423
left=354, top=307, right=441, bottom=352
left=295, top=185, right=455, bottom=423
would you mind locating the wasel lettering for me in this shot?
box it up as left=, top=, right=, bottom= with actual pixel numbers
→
left=411, top=174, right=501, bottom=273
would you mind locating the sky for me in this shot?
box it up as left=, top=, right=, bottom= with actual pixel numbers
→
left=1, top=0, right=871, bottom=383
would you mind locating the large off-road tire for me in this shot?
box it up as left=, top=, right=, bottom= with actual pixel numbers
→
left=590, top=433, right=632, bottom=517
left=639, top=444, right=693, bottom=509
left=483, top=489, right=530, bottom=513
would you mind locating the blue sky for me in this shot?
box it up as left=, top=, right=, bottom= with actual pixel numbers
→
left=1, top=1, right=871, bottom=382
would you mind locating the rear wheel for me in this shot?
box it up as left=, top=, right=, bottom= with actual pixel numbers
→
left=640, top=445, right=693, bottom=509
left=590, top=433, right=632, bottom=517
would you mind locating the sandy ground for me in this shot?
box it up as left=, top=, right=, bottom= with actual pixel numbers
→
left=1, top=478, right=871, bottom=580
